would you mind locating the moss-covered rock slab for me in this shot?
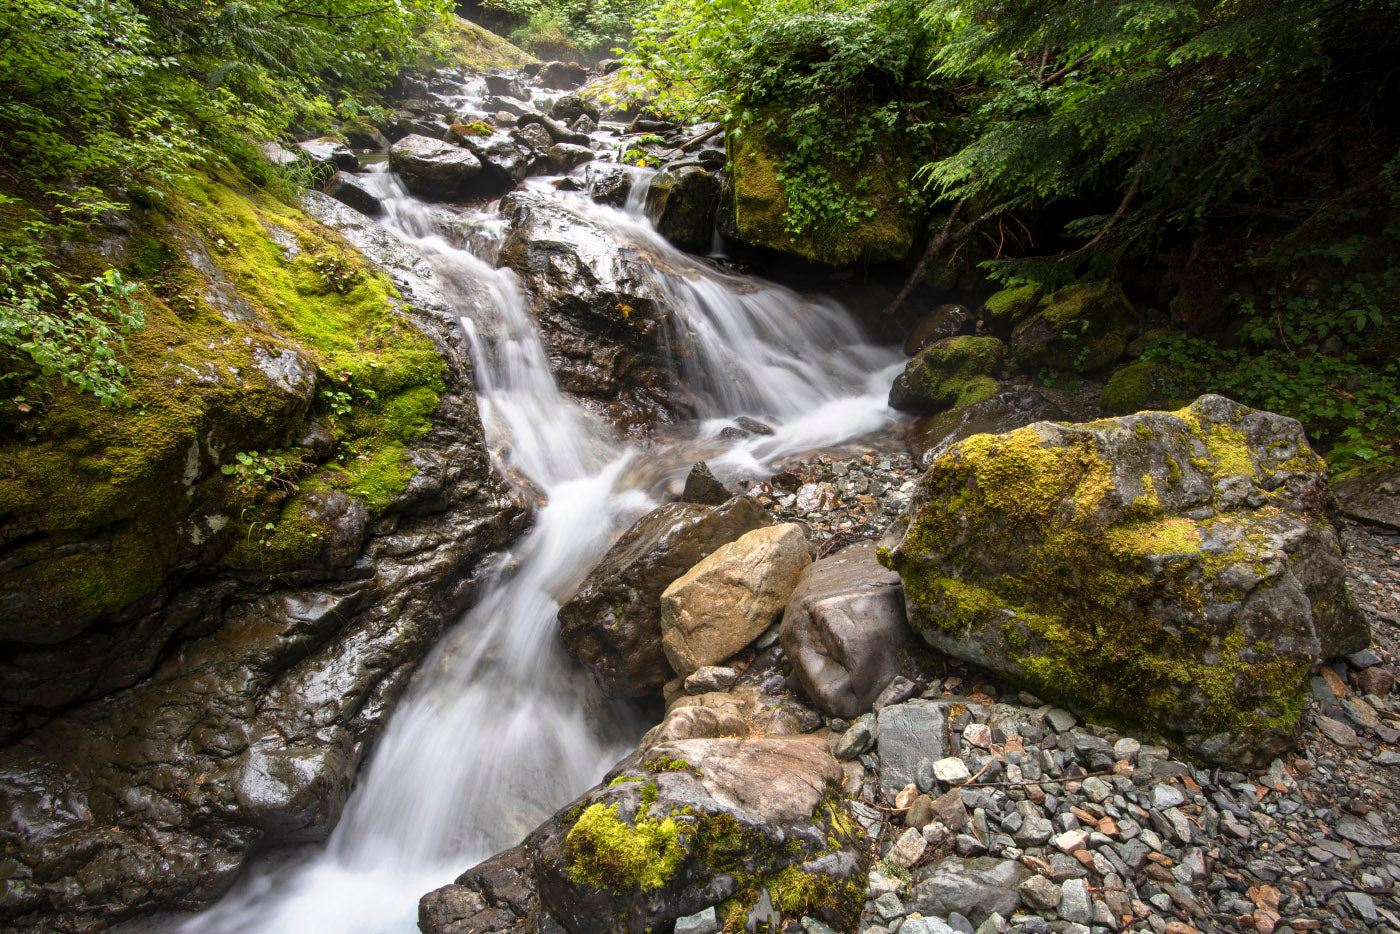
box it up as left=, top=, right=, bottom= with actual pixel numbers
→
left=723, top=117, right=918, bottom=266
left=879, top=394, right=1369, bottom=767
left=889, top=335, right=1005, bottom=415
left=1009, top=282, right=1137, bottom=376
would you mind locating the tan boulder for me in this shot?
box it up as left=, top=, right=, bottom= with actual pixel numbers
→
left=660, top=523, right=811, bottom=675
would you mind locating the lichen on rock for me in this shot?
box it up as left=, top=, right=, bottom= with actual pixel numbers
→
left=879, top=394, right=1368, bottom=766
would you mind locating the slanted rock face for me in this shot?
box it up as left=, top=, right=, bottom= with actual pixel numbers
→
left=889, top=335, right=1005, bottom=415
left=558, top=497, right=772, bottom=697
left=498, top=189, right=692, bottom=433
left=879, top=395, right=1369, bottom=767
left=1332, top=465, right=1400, bottom=530
left=661, top=523, right=812, bottom=676
left=645, top=167, right=721, bottom=254
left=388, top=134, right=483, bottom=199
left=780, top=542, right=913, bottom=718
left=904, top=388, right=1066, bottom=467
left=530, top=735, right=866, bottom=934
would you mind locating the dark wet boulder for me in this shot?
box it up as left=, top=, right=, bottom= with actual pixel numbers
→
left=531, top=735, right=866, bottom=934
left=551, top=93, right=601, bottom=124
left=420, top=846, right=538, bottom=933
left=1332, top=465, right=1400, bottom=530
left=539, top=61, right=590, bottom=90
left=645, top=167, right=721, bottom=254
left=681, top=461, right=732, bottom=506
left=888, top=335, right=1005, bottom=415
left=1009, top=282, right=1137, bottom=375
left=459, top=130, right=531, bottom=194
left=904, top=303, right=975, bottom=356
left=388, top=134, right=482, bottom=199
left=780, top=542, right=913, bottom=718
left=588, top=164, right=634, bottom=207
left=484, top=71, right=526, bottom=98
left=879, top=394, right=1370, bottom=767
left=904, top=388, right=1066, bottom=467
left=557, top=497, right=772, bottom=697
left=517, top=112, right=592, bottom=146
left=512, top=121, right=555, bottom=155
left=498, top=189, right=690, bottom=432
left=322, top=171, right=383, bottom=217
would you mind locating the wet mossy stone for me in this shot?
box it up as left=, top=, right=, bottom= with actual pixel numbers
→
left=879, top=394, right=1369, bottom=767
left=1009, top=282, right=1138, bottom=376
left=723, top=114, right=918, bottom=266
left=889, top=336, right=1005, bottom=415
left=528, top=735, right=867, bottom=934
left=645, top=167, right=721, bottom=254
left=1101, top=359, right=1166, bottom=414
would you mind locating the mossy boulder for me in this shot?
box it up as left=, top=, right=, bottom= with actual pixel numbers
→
left=888, top=336, right=1005, bottom=414
left=530, top=735, right=867, bottom=933
left=723, top=116, right=918, bottom=266
left=1101, top=359, right=1167, bottom=414
left=1008, top=282, right=1138, bottom=376
left=879, top=394, right=1369, bottom=767
left=904, top=388, right=1066, bottom=468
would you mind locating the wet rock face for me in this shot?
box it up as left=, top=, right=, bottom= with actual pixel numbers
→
left=498, top=189, right=691, bottom=433
left=889, top=335, right=1005, bottom=415
left=645, top=167, right=721, bottom=253
left=558, top=497, right=772, bottom=697
left=780, top=542, right=913, bottom=718
left=880, top=394, right=1369, bottom=767
left=1332, top=465, right=1400, bottom=530
left=0, top=201, right=528, bottom=933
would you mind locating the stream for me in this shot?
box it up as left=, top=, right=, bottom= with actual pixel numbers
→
left=167, top=81, right=903, bottom=934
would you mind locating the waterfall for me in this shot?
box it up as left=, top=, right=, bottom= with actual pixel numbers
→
left=166, top=101, right=902, bottom=934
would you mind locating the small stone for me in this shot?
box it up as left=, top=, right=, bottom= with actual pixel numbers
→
left=1081, top=776, right=1112, bottom=803
left=1347, top=649, right=1383, bottom=669
left=954, top=833, right=988, bottom=857
left=1113, top=738, right=1141, bottom=762
left=1358, top=666, right=1394, bottom=696
left=684, top=666, right=737, bottom=694
left=675, top=906, right=719, bottom=934
left=1150, top=783, right=1186, bottom=809
left=1019, top=874, right=1063, bottom=910
left=906, top=795, right=937, bottom=829
left=887, top=827, right=929, bottom=869
left=934, top=757, right=973, bottom=785
left=931, top=789, right=969, bottom=833
left=1344, top=891, right=1380, bottom=923
left=1046, top=708, right=1077, bottom=732
left=801, top=918, right=840, bottom=934
left=1053, top=829, right=1090, bottom=855
left=947, top=912, right=976, bottom=934
left=896, top=783, right=920, bottom=810
left=963, top=723, right=994, bottom=748
left=1337, top=813, right=1392, bottom=848
left=1014, top=816, right=1053, bottom=847
left=874, top=675, right=922, bottom=710
left=1059, top=878, right=1093, bottom=924
left=874, top=891, right=904, bottom=920
left=1315, top=715, right=1361, bottom=748
left=834, top=713, right=878, bottom=760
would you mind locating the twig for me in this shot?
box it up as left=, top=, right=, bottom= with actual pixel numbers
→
left=960, top=768, right=1118, bottom=789
left=679, top=124, right=724, bottom=150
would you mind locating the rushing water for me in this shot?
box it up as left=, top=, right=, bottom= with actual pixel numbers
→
left=169, top=109, right=902, bottom=934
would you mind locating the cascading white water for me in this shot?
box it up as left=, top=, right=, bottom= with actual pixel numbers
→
left=169, top=106, right=902, bottom=933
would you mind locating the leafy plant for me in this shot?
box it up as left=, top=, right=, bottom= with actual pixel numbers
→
left=220, top=449, right=315, bottom=497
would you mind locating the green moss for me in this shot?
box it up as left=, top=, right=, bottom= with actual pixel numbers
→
left=564, top=802, right=686, bottom=893
left=0, top=168, right=454, bottom=636
left=769, top=865, right=864, bottom=926
left=1102, top=360, right=1164, bottom=414
left=1010, top=282, right=1138, bottom=376
left=645, top=754, right=698, bottom=774
left=887, top=407, right=1315, bottom=745
left=981, top=284, right=1041, bottom=326
left=894, top=336, right=1005, bottom=413
left=726, top=115, right=917, bottom=265
left=417, top=14, right=535, bottom=73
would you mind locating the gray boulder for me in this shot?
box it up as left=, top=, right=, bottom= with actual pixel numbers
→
left=388, top=134, right=482, bottom=199
left=880, top=394, right=1369, bottom=767
left=558, top=497, right=772, bottom=697
left=296, top=137, right=359, bottom=173
left=876, top=699, right=951, bottom=796
left=780, top=542, right=913, bottom=717
left=551, top=93, right=602, bottom=124
left=548, top=143, right=596, bottom=174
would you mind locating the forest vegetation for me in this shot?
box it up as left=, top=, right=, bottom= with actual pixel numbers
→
left=2, top=0, right=1398, bottom=467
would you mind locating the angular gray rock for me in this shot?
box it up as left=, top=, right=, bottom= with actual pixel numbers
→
left=1332, top=465, right=1400, bottom=530
left=322, top=170, right=383, bottom=217
left=881, top=395, right=1369, bottom=767
left=877, top=700, right=951, bottom=795
left=780, top=542, right=913, bottom=717
left=912, top=856, right=1027, bottom=924
left=905, top=389, right=1066, bottom=468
